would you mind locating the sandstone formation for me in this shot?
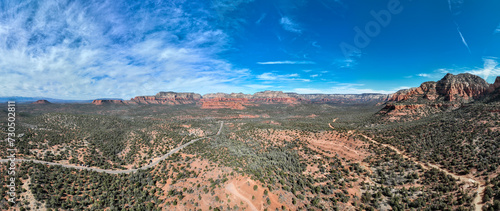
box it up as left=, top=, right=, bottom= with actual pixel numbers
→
left=379, top=73, right=499, bottom=120
left=129, top=92, right=201, bottom=105
left=32, top=100, right=51, bottom=104
left=488, top=76, right=500, bottom=92
left=297, top=93, right=391, bottom=102
left=203, top=93, right=252, bottom=99
left=485, top=76, right=500, bottom=102
left=389, top=73, right=490, bottom=103
left=92, top=99, right=125, bottom=105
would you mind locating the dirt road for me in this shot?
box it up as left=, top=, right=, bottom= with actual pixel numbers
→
left=358, top=134, right=485, bottom=210
left=226, top=183, right=258, bottom=211
left=0, top=121, right=224, bottom=174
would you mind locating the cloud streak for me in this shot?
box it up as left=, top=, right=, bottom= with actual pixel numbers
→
left=447, top=0, right=470, bottom=54
left=256, top=72, right=309, bottom=82
left=0, top=0, right=248, bottom=99
left=257, top=60, right=315, bottom=65
left=280, top=16, right=302, bottom=34
left=454, top=21, right=472, bottom=54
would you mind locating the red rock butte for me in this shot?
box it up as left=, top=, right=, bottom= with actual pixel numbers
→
left=92, top=99, right=125, bottom=105
left=379, top=73, right=500, bottom=119
left=32, top=100, right=51, bottom=104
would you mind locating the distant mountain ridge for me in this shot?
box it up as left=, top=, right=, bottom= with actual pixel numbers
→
left=89, top=91, right=391, bottom=109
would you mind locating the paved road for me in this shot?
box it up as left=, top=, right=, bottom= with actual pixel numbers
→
left=0, top=121, right=224, bottom=174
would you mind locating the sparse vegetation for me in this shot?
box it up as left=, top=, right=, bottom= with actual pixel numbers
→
left=0, top=100, right=497, bottom=210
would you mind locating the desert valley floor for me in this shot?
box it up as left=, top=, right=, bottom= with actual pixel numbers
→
left=1, top=74, right=500, bottom=211
left=0, top=101, right=498, bottom=210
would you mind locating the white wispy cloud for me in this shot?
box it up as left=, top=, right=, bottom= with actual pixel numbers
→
left=495, top=23, right=500, bottom=34
left=245, top=84, right=273, bottom=89
left=311, top=41, right=321, bottom=48
left=279, top=16, right=302, bottom=34
left=432, top=57, right=500, bottom=83
left=334, top=58, right=358, bottom=68
left=0, top=0, right=248, bottom=99
left=417, top=73, right=431, bottom=78
left=256, top=72, right=309, bottom=82
left=257, top=60, right=315, bottom=65
left=466, top=57, right=500, bottom=81
left=256, top=13, right=266, bottom=24
left=257, top=73, right=278, bottom=80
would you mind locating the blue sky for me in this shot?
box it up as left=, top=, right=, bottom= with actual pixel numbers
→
left=1, top=0, right=500, bottom=99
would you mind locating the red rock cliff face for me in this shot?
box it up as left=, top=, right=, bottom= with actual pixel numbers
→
left=389, top=73, right=490, bottom=103
left=435, top=73, right=489, bottom=101
left=129, top=92, right=202, bottom=105
left=379, top=73, right=497, bottom=120
left=92, top=100, right=125, bottom=105
left=389, top=82, right=438, bottom=101
left=489, top=76, right=500, bottom=92
left=250, top=91, right=303, bottom=104
left=200, top=91, right=302, bottom=109
left=32, top=100, right=51, bottom=104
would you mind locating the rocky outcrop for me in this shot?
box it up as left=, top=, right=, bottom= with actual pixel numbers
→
left=298, top=93, right=391, bottom=102
left=436, top=73, right=489, bottom=101
left=32, top=100, right=51, bottom=104
left=201, top=91, right=302, bottom=108
left=252, top=91, right=294, bottom=99
left=92, top=99, right=125, bottom=105
left=389, top=73, right=490, bottom=103
left=485, top=76, right=500, bottom=102
left=379, top=73, right=499, bottom=120
left=389, top=82, right=438, bottom=101
left=200, top=91, right=298, bottom=109
left=488, top=76, right=500, bottom=92
left=155, top=92, right=202, bottom=100
left=129, top=92, right=201, bottom=105
left=203, top=93, right=252, bottom=99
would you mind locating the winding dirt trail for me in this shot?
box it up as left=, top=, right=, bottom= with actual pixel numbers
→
left=226, top=183, right=258, bottom=211
left=0, top=121, right=224, bottom=174
left=358, top=133, right=485, bottom=210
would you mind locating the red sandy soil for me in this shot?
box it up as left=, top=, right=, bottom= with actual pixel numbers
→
left=252, top=129, right=370, bottom=162
left=156, top=155, right=294, bottom=211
